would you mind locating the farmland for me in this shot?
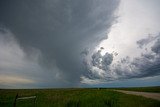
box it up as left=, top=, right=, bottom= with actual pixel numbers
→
left=0, top=88, right=160, bottom=107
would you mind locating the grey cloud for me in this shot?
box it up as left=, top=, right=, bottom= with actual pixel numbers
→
left=140, top=33, right=160, bottom=55
left=82, top=49, right=114, bottom=81
left=91, top=49, right=113, bottom=71
left=81, top=48, right=90, bottom=56
left=92, top=50, right=102, bottom=67
left=0, top=0, right=119, bottom=87
left=141, top=53, right=155, bottom=60
left=115, top=33, right=160, bottom=79
left=151, top=38, right=160, bottom=54
left=0, top=29, right=76, bottom=88
left=82, top=33, right=160, bottom=84
left=101, top=53, right=113, bottom=70
left=137, top=34, right=159, bottom=48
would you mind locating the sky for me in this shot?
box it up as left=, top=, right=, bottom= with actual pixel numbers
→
left=0, top=0, right=160, bottom=88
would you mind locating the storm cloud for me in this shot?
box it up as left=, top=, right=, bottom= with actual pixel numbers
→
left=0, top=0, right=119, bottom=87
left=82, top=33, right=160, bottom=84
left=1, top=0, right=159, bottom=88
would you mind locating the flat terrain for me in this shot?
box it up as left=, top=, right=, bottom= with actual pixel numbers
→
left=0, top=88, right=160, bottom=107
left=116, top=86, right=160, bottom=93
left=115, top=90, right=160, bottom=101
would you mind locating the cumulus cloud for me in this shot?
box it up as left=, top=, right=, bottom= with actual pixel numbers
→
left=82, top=33, right=160, bottom=84
left=137, top=34, right=159, bottom=48
left=91, top=50, right=113, bottom=71
left=151, top=35, right=160, bottom=54
left=0, top=0, right=119, bottom=87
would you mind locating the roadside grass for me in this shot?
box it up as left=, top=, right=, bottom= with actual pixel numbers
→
left=116, top=86, right=160, bottom=93
left=0, top=88, right=160, bottom=107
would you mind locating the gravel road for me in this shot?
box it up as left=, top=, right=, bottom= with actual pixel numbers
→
left=115, top=90, right=160, bottom=101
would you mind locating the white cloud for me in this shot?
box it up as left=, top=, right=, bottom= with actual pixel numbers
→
left=81, top=33, right=160, bottom=84
left=80, top=76, right=104, bottom=85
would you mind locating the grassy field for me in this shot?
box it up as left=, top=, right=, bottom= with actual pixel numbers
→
left=0, top=88, right=160, bottom=107
left=116, top=86, right=160, bottom=93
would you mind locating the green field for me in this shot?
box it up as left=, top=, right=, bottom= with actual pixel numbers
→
left=0, top=88, right=160, bottom=107
left=116, top=86, right=160, bottom=93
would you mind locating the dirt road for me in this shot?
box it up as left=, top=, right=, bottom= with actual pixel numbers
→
left=115, top=90, right=160, bottom=101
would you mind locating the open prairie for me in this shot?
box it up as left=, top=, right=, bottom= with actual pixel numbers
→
left=0, top=88, right=160, bottom=107
left=116, top=86, right=160, bottom=93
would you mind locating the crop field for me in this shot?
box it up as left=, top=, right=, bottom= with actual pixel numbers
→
left=0, top=88, right=160, bottom=107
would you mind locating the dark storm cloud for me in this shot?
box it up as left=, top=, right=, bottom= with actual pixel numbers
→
left=151, top=35, right=160, bottom=54
left=92, top=50, right=102, bottom=67
left=82, top=49, right=115, bottom=81
left=0, top=29, right=71, bottom=88
left=92, top=50, right=113, bottom=71
left=0, top=0, right=119, bottom=86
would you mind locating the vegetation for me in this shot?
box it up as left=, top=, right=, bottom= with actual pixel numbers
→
left=0, top=88, right=160, bottom=107
left=116, top=86, right=160, bottom=93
